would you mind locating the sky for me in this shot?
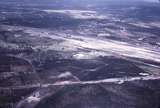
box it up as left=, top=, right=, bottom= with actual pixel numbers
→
left=144, top=0, right=159, bottom=2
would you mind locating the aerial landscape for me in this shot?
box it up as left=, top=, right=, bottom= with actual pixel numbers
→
left=0, top=0, right=160, bottom=108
